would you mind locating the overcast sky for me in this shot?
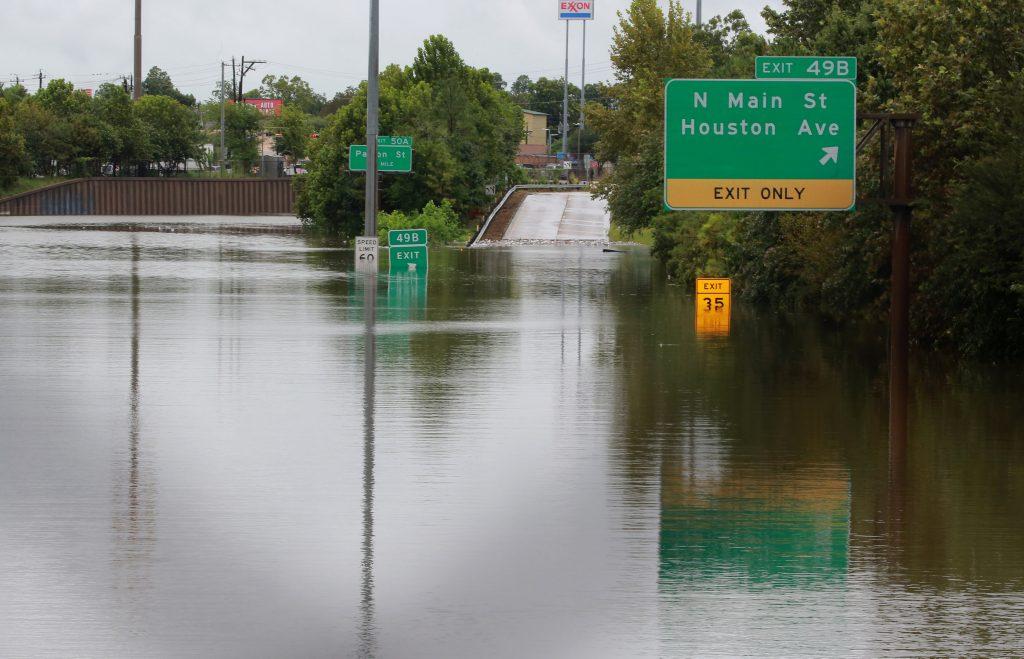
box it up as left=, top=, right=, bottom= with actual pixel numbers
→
left=3, top=0, right=781, bottom=101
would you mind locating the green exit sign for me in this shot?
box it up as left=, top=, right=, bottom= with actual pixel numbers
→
left=378, top=135, right=413, bottom=147
left=388, top=229, right=427, bottom=246
left=389, top=245, right=428, bottom=274
left=664, top=79, right=856, bottom=211
left=348, top=144, right=413, bottom=173
left=756, top=56, right=857, bottom=81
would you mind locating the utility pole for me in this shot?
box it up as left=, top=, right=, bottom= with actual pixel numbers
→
left=38, top=70, right=44, bottom=91
left=365, top=0, right=380, bottom=237
left=231, top=57, right=237, bottom=102
left=562, top=19, right=569, bottom=159
left=133, top=0, right=142, bottom=100
left=237, top=56, right=266, bottom=103
left=220, top=62, right=227, bottom=174
left=696, top=0, right=702, bottom=27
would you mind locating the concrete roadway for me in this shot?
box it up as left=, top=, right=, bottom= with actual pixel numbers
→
left=502, top=192, right=611, bottom=242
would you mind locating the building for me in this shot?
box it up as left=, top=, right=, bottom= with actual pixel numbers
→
left=517, top=109, right=552, bottom=168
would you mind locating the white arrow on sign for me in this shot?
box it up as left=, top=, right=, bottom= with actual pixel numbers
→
left=820, top=146, right=839, bottom=165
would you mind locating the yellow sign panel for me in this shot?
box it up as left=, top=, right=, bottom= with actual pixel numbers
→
left=695, top=278, right=732, bottom=336
left=667, top=179, right=855, bottom=211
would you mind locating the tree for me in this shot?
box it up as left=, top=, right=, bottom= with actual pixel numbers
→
left=223, top=102, right=262, bottom=172
left=589, top=0, right=712, bottom=232
left=93, top=84, right=148, bottom=173
left=0, top=99, right=28, bottom=190
left=320, top=87, right=358, bottom=117
left=297, top=36, right=523, bottom=237
left=13, top=98, right=61, bottom=176
left=273, top=104, right=311, bottom=162
left=143, top=67, right=196, bottom=106
left=259, top=75, right=327, bottom=115
left=135, top=95, right=203, bottom=173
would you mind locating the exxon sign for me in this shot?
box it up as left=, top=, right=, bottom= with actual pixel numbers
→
left=558, top=1, right=594, bottom=20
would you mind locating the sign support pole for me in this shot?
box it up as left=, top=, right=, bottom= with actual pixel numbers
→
left=562, top=20, right=569, bottom=158
left=889, top=119, right=914, bottom=449
left=365, top=0, right=380, bottom=237
left=579, top=20, right=586, bottom=178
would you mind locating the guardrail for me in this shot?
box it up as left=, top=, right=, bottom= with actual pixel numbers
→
left=468, top=183, right=588, bottom=247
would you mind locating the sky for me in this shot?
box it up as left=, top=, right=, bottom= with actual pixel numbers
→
left=2, top=0, right=782, bottom=102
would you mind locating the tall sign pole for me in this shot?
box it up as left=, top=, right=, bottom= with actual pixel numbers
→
left=562, top=19, right=569, bottom=158
left=133, top=0, right=142, bottom=100
left=578, top=20, right=586, bottom=165
left=365, top=0, right=380, bottom=237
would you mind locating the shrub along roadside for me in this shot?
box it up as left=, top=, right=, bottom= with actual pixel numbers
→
left=377, top=200, right=468, bottom=246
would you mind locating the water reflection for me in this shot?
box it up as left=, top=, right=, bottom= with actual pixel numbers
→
left=111, top=238, right=155, bottom=594
left=0, top=231, right=1022, bottom=656
left=359, top=272, right=377, bottom=658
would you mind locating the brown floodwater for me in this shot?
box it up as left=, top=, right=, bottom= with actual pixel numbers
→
left=1, top=225, right=1022, bottom=657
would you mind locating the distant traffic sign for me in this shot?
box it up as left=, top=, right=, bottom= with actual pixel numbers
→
left=378, top=135, right=413, bottom=147
left=389, top=245, right=428, bottom=274
left=558, top=1, right=594, bottom=20
left=349, top=144, right=413, bottom=173
left=388, top=229, right=427, bottom=246
left=695, top=278, right=732, bottom=336
left=356, top=236, right=379, bottom=272
left=664, top=79, right=856, bottom=211
left=756, top=56, right=857, bottom=81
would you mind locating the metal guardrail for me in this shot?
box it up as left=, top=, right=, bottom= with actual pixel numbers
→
left=468, top=183, right=588, bottom=247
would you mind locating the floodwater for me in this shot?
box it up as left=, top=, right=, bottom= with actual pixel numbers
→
left=1, top=225, right=1022, bottom=658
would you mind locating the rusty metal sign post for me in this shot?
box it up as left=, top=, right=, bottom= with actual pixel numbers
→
left=857, top=113, right=917, bottom=448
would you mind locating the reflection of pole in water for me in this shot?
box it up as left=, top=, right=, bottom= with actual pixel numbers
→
left=359, top=273, right=378, bottom=657
left=113, top=238, right=154, bottom=592
left=129, top=242, right=141, bottom=533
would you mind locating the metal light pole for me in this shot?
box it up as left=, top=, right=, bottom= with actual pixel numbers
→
left=365, top=0, right=380, bottom=237
left=562, top=20, right=569, bottom=158
left=696, top=0, right=702, bottom=27
left=133, top=0, right=142, bottom=99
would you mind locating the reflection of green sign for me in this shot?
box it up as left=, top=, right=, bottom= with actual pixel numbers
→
left=378, top=135, right=413, bottom=147
left=388, top=229, right=427, bottom=246
left=756, top=56, right=857, bottom=81
left=389, top=245, right=428, bottom=274
left=348, top=144, right=413, bottom=173
left=664, top=79, right=856, bottom=211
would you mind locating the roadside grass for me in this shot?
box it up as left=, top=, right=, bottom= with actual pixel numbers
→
left=2, top=177, right=69, bottom=198
left=609, top=223, right=654, bottom=246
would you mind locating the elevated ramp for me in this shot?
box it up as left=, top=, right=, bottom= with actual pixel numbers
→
left=475, top=190, right=610, bottom=246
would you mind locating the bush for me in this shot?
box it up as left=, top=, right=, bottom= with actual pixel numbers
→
left=377, top=199, right=468, bottom=246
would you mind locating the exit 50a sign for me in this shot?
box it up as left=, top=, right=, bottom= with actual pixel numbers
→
left=664, top=79, right=856, bottom=211
left=559, top=1, right=594, bottom=20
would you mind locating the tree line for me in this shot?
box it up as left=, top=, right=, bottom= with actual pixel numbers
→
left=591, top=0, right=1023, bottom=361
left=0, top=66, right=357, bottom=190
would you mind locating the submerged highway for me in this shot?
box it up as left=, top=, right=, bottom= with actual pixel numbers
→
left=479, top=190, right=612, bottom=244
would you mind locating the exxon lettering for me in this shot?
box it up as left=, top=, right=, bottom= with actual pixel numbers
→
left=559, top=1, right=593, bottom=18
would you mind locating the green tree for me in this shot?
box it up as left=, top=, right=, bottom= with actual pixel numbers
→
left=223, top=101, right=262, bottom=172
left=590, top=0, right=712, bottom=232
left=297, top=36, right=522, bottom=237
left=0, top=99, right=28, bottom=190
left=273, top=104, right=311, bottom=162
left=143, top=67, right=196, bottom=106
left=13, top=98, right=61, bottom=176
left=259, top=75, right=327, bottom=115
left=93, top=83, right=148, bottom=173
left=135, top=95, right=202, bottom=173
